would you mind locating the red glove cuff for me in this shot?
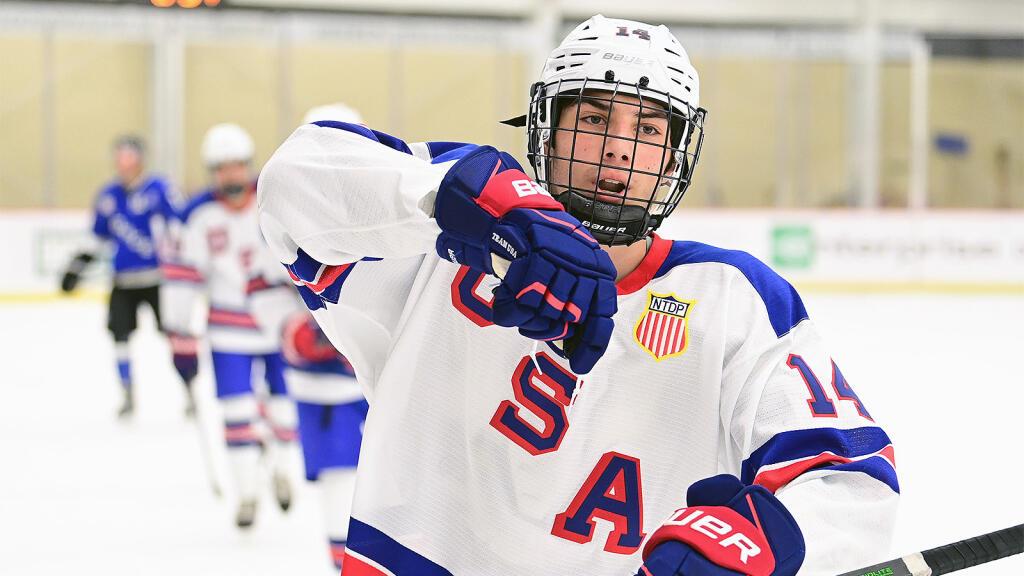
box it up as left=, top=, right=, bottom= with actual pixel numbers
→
left=643, top=505, right=776, bottom=576
left=476, top=168, right=563, bottom=218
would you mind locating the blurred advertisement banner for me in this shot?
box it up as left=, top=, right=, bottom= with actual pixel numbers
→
left=662, top=211, right=1024, bottom=290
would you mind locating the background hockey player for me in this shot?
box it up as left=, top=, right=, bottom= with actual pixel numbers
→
left=161, top=123, right=297, bottom=529
left=250, top=285, right=368, bottom=571
left=283, top=314, right=366, bottom=572
left=247, top=101, right=370, bottom=571
left=60, top=135, right=187, bottom=418
left=257, top=15, right=898, bottom=575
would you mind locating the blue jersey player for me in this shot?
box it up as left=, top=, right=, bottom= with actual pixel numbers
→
left=61, top=135, right=188, bottom=418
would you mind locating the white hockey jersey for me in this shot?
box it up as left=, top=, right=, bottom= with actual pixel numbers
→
left=162, top=188, right=283, bottom=354
left=257, top=124, right=899, bottom=576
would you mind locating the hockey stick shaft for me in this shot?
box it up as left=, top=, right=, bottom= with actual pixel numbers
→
left=837, top=524, right=1023, bottom=576
left=190, top=382, right=223, bottom=498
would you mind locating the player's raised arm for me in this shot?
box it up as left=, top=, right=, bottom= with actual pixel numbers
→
left=257, top=123, right=457, bottom=266
left=258, top=122, right=618, bottom=374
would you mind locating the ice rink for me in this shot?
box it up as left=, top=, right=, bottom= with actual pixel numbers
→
left=2, top=291, right=1022, bottom=575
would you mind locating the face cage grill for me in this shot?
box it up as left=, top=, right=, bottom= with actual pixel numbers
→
left=526, top=78, right=706, bottom=246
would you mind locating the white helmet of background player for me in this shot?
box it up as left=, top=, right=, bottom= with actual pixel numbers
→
left=302, top=102, right=364, bottom=125
left=524, top=14, right=707, bottom=246
left=201, top=123, right=254, bottom=169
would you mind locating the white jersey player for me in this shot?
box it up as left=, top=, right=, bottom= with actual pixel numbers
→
left=250, top=288, right=368, bottom=571
left=257, top=15, right=897, bottom=576
left=162, top=123, right=297, bottom=529
left=249, top=102, right=370, bottom=571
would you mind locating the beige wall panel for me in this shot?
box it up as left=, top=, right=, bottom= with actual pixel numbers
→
left=695, top=58, right=780, bottom=207
left=53, top=38, right=150, bottom=209
left=881, top=63, right=911, bottom=207
left=288, top=43, right=529, bottom=165
left=491, top=51, right=530, bottom=170
left=185, top=41, right=279, bottom=195
left=0, top=35, right=46, bottom=208
left=677, top=56, right=712, bottom=208
left=800, top=62, right=848, bottom=207
left=286, top=42, right=393, bottom=132
left=398, top=46, right=511, bottom=155
left=929, top=59, right=1024, bottom=208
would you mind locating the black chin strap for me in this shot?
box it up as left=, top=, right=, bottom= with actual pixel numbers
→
left=556, top=190, right=658, bottom=246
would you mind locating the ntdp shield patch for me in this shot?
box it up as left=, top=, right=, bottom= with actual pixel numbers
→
left=633, top=292, right=695, bottom=361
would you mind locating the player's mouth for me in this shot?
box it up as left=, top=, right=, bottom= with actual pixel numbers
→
left=592, top=175, right=629, bottom=204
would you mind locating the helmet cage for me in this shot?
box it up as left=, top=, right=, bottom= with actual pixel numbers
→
left=527, top=77, right=706, bottom=246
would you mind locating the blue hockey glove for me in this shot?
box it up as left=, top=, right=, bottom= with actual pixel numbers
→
left=169, top=333, right=199, bottom=384
left=433, top=145, right=617, bottom=374
left=637, top=475, right=805, bottom=576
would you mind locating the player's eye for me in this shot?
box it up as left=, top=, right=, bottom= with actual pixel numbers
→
left=639, top=123, right=662, bottom=137
left=581, top=114, right=606, bottom=127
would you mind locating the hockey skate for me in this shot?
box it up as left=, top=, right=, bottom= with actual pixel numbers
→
left=272, top=471, right=292, bottom=512
left=235, top=498, right=257, bottom=529
left=117, top=387, right=134, bottom=419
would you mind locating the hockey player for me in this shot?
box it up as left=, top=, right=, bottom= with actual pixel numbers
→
left=162, top=123, right=296, bottom=528
left=283, top=315, right=366, bottom=571
left=61, top=135, right=187, bottom=418
left=248, top=287, right=368, bottom=571
left=257, top=15, right=898, bottom=576
left=246, top=101, right=369, bottom=570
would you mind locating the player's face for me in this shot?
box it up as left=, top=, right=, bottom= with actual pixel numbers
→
left=114, top=147, right=143, bottom=185
left=212, top=161, right=252, bottom=206
left=547, top=92, right=675, bottom=207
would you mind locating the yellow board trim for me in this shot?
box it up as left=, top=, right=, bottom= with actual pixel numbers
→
left=1, top=281, right=1022, bottom=305
left=0, top=290, right=107, bottom=303
left=791, top=281, right=1024, bottom=295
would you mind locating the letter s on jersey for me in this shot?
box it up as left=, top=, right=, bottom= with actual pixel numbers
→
left=490, top=354, right=646, bottom=555
left=489, top=352, right=577, bottom=455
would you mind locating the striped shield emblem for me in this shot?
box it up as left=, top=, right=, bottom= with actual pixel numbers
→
left=633, top=292, right=695, bottom=361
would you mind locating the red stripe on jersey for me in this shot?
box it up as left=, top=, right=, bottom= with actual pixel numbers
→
left=306, top=264, right=351, bottom=293
left=161, top=264, right=204, bottom=282
left=341, top=550, right=394, bottom=576
left=643, top=313, right=657, bottom=346
left=753, top=444, right=896, bottom=493
left=271, top=427, right=297, bottom=442
left=208, top=309, right=259, bottom=328
left=224, top=425, right=259, bottom=442
left=245, top=276, right=271, bottom=294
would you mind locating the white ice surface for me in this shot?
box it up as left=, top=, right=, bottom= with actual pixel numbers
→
left=1, top=300, right=332, bottom=576
left=1, top=293, right=1022, bottom=575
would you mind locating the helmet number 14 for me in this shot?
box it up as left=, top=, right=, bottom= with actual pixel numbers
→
left=616, top=27, right=651, bottom=41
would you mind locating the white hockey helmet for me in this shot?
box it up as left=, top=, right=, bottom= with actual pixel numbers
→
left=201, top=123, right=254, bottom=169
left=302, top=102, right=364, bottom=125
left=524, top=15, right=707, bottom=246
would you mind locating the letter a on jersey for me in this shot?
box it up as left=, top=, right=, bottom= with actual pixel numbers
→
left=633, top=292, right=695, bottom=361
